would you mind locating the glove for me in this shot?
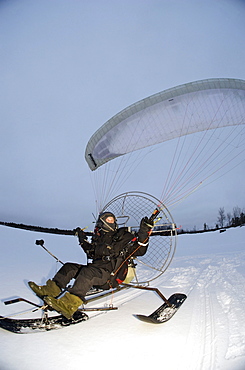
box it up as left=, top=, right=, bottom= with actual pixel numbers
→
left=140, top=217, right=154, bottom=233
left=74, top=227, right=88, bottom=244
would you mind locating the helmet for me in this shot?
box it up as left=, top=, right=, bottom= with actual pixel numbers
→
left=96, top=212, right=118, bottom=232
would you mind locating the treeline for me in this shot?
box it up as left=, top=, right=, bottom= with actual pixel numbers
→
left=178, top=206, right=245, bottom=234
left=216, top=206, right=245, bottom=228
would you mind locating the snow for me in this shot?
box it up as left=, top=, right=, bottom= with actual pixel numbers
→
left=0, top=226, right=245, bottom=370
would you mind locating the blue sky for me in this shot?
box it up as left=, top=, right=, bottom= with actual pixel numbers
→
left=0, top=0, right=245, bottom=231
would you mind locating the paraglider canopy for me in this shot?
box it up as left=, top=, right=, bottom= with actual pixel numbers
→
left=85, top=78, right=245, bottom=171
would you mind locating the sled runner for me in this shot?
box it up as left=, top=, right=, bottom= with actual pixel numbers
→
left=134, top=293, right=187, bottom=324
left=0, top=311, right=89, bottom=334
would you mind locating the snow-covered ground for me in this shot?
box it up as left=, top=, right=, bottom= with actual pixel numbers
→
left=0, top=225, right=245, bottom=370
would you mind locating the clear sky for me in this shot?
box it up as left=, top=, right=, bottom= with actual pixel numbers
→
left=0, top=0, right=245, bottom=231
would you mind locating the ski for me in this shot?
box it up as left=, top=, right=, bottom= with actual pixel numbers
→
left=0, top=311, right=88, bottom=334
left=134, top=293, right=187, bottom=324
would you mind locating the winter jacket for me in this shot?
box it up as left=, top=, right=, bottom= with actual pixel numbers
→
left=79, top=226, right=149, bottom=285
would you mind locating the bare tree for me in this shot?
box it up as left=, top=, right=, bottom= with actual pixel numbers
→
left=226, top=212, right=232, bottom=226
left=232, top=206, right=241, bottom=226
left=217, top=207, right=226, bottom=228
left=233, top=206, right=241, bottom=218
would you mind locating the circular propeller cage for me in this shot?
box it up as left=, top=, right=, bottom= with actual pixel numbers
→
left=101, top=191, right=177, bottom=284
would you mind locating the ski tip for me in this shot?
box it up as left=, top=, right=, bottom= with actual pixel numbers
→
left=133, top=314, right=159, bottom=324
left=170, top=293, right=187, bottom=299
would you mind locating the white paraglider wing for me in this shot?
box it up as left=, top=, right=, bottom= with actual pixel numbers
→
left=85, top=78, right=245, bottom=171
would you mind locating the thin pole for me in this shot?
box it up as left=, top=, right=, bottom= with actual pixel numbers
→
left=35, top=240, right=64, bottom=265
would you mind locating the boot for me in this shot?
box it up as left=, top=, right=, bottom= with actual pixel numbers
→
left=28, top=279, right=61, bottom=299
left=44, top=292, right=83, bottom=320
